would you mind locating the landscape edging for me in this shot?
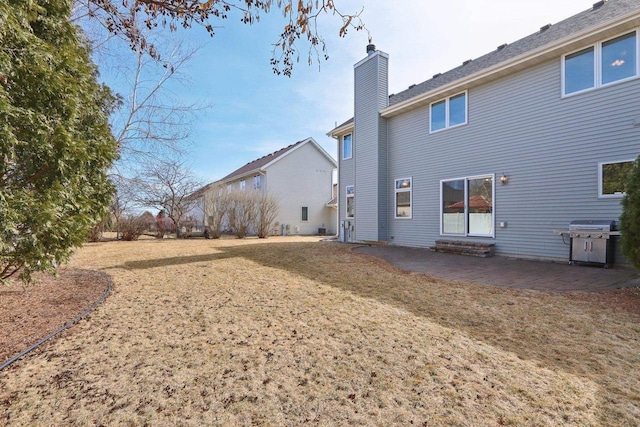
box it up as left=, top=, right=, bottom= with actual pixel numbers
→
left=0, top=270, right=112, bottom=371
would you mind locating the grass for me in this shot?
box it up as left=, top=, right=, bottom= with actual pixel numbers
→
left=1, top=236, right=638, bottom=426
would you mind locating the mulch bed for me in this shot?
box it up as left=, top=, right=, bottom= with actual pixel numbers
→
left=0, top=268, right=109, bottom=365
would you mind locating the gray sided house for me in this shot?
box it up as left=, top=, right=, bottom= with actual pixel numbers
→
left=329, top=0, right=640, bottom=262
left=194, top=137, right=337, bottom=236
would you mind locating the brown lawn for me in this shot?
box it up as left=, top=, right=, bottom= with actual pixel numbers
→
left=1, top=236, right=639, bottom=426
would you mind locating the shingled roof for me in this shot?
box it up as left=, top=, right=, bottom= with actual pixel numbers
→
left=330, top=0, right=639, bottom=133
left=190, top=137, right=336, bottom=199
left=388, top=0, right=637, bottom=107
left=219, top=139, right=306, bottom=182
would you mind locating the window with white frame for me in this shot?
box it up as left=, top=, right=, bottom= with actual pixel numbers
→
left=342, top=133, right=353, bottom=160
left=227, top=184, right=232, bottom=193
left=394, top=178, right=412, bottom=218
left=240, top=179, right=246, bottom=191
left=563, top=30, right=638, bottom=96
left=430, top=91, right=467, bottom=133
left=599, top=159, right=634, bottom=197
left=301, top=206, right=308, bottom=221
left=346, top=185, right=355, bottom=218
left=253, top=175, right=262, bottom=190
left=441, top=175, right=494, bottom=237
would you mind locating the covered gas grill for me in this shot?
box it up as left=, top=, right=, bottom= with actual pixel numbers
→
left=569, top=220, right=616, bottom=268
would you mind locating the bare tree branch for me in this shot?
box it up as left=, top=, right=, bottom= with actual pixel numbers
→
left=78, top=0, right=366, bottom=76
left=133, top=158, right=203, bottom=237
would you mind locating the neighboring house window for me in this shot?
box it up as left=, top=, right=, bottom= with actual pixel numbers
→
left=599, top=160, right=634, bottom=198
left=346, top=185, right=355, bottom=218
left=342, top=133, right=353, bottom=160
left=430, top=91, right=467, bottom=133
left=253, top=175, right=262, bottom=190
left=441, top=175, right=494, bottom=237
left=301, top=206, right=308, bottom=221
left=395, top=178, right=412, bottom=219
left=240, top=180, right=246, bottom=191
left=227, top=184, right=232, bottom=193
left=563, top=31, right=637, bottom=96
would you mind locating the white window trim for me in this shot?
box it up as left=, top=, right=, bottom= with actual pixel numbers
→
left=240, top=179, right=246, bottom=191
left=439, top=174, right=495, bottom=238
left=429, top=91, right=468, bottom=134
left=562, top=29, right=639, bottom=98
left=394, top=177, right=412, bottom=219
left=598, top=159, right=635, bottom=198
left=345, top=185, right=355, bottom=219
left=342, top=133, right=353, bottom=160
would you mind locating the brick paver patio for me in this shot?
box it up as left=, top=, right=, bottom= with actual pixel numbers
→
left=355, top=245, right=640, bottom=292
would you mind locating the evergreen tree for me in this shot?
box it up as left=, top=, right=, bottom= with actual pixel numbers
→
left=620, top=156, right=640, bottom=269
left=0, top=0, right=118, bottom=282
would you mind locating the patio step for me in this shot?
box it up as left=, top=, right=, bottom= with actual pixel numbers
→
left=430, top=240, right=495, bottom=258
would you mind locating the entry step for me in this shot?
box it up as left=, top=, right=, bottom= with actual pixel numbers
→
left=430, top=240, right=495, bottom=258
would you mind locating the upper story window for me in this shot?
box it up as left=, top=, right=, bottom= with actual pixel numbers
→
left=563, top=31, right=638, bottom=96
left=240, top=179, right=246, bottom=191
left=395, top=178, right=412, bottom=219
left=430, top=92, right=467, bottom=133
left=346, top=185, right=355, bottom=218
left=227, top=184, right=232, bottom=193
left=342, top=133, right=353, bottom=160
left=253, top=175, right=262, bottom=190
left=599, top=159, right=635, bottom=198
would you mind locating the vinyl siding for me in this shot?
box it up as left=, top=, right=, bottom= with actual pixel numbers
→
left=387, top=56, right=640, bottom=261
left=354, top=52, right=389, bottom=241
left=266, top=143, right=336, bottom=235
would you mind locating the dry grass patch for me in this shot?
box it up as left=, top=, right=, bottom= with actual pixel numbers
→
left=1, top=237, right=638, bottom=426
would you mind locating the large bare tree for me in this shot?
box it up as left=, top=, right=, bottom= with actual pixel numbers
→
left=134, top=158, right=203, bottom=237
left=110, top=41, right=208, bottom=167
left=73, top=4, right=211, bottom=174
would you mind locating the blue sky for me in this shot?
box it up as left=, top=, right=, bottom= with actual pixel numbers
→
left=94, top=0, right=593, bottom=184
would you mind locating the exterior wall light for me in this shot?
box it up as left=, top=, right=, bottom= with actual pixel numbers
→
left=500, top=174, right=509, bottom=185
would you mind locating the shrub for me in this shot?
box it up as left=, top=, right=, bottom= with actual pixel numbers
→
left=119, top=215, right=148, bottom=241
left=254, top=192, right=279, bottom=238
left=204, top=183, right=229, bottom=239
left=620, top=155, right=640, bottom=269
left=227, top=190, right=257, bottom=239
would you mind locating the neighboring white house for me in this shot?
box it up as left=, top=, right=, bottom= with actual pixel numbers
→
left=194, top=137, right=337, bottom=236
left=329, top=0, right=640, bottom=263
